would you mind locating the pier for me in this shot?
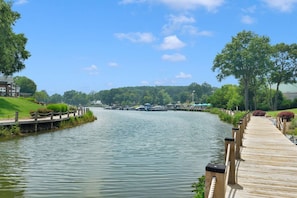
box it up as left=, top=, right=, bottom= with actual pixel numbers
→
left=0, top=108, right=87, bottom=133
left=205, top=115, right=297, bottom=198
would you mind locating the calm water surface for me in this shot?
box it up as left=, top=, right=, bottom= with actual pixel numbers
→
left=0, top=108, right=232, bottom=198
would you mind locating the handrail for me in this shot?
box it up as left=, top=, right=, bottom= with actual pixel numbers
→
left=208, top=176, right=217, bottom=198
left=204, top=112, right=250, bottom=198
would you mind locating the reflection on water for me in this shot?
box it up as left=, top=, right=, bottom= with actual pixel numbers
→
left=0, top=108, right=231, bottom=198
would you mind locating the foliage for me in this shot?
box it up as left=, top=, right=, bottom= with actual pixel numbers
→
left=59, top=110, right=96, bottom=129
left=192, top=175, right=205, bottom=198
left=0, top=125, right=20, bottom=137
left=34, top=90, right=49, bottom=103
left=96, top=83, right=215, bottom=106
left=269, top=43, right=297, bottom=110
left=207, top=108, right=247, bottom=126
left=0, top=0, right=30, bottom=75
left=0, top=97, right=43, bottom=119
left=288, top=118, right=297, bottom=136
left=29, top=108, right=53, bottom=117
left=63, top=90, right=88, bottom=106
left=212, top=30, right=272, bottom=111
left=47, top=103, right=68, bottom=113
left=253, top=110, right=266, bottom=116
left=13, top=76, right=37, bottom=95
left=208, top=84, right=243, bottom=110
left=277, top=111, right=295, bottom=121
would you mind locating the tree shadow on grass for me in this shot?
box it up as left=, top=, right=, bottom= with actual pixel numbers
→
left=0, top=98, right=21, bottom=115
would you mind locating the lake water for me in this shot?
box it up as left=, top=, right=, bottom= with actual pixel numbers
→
left=0, top=108, right=232, bottom=198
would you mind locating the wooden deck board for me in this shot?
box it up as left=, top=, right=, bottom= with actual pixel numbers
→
left=226, top=116, right=297, bottom=198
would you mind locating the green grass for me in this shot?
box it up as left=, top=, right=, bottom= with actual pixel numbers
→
left=0, top=97, right=43, bottom=119
left=266, top=108, right=297, bottom=117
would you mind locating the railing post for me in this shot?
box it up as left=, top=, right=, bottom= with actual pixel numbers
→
left=283, top=119, right=287, bottom=134
left=67, top=110, right=70, bottom=118
left=225, top=138, right=236, bottom=185
left=34, top=111, right=38, bottom=121
left=51, top=112, right=53, bottom=120
left=59, top=111, right=62, bottom=119
left=205, top=163, right=226, bottom=198
left=15, top=112, right=19, bottom=122
left=232, top=128, right=241, bottom=159
left=237, top=121, right=243, bottom=146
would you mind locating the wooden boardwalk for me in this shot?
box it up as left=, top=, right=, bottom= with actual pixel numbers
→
left=226, top=116, right=297, bottom=198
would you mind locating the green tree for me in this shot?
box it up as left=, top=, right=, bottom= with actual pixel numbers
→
left=13, top=76, right=36, bottom=95
left=209, top=84, right=242, bottom=110
left=269, top=43, right=297, bottom=110
left=0, top=0, right=30, bottom=75
left=34, top=90, right=49, bottom=104
left=212, top=30, right=271, bottom=110
left=48, top=93, right=63, bottom=103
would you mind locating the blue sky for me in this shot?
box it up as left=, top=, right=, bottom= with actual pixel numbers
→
left=12, top=0, right=297, bottom=95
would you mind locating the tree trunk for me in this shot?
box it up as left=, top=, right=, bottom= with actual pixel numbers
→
left=273, top=83, right=280, bottom=110
left=244, top=79, right=249, bottom=111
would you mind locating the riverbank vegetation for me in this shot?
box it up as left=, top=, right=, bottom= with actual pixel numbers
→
left=0, top=97, right=96, bottom=139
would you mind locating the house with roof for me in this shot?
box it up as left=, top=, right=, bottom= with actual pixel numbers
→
left=0, top=76, right=20, bottom=97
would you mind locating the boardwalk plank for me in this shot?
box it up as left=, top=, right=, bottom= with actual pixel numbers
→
left=226, top=116, right=297, bottom=198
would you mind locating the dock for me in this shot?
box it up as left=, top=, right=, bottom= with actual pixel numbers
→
left=205, top=115, right=297, bottom=198
left=226, top=116, right=297, bottom=197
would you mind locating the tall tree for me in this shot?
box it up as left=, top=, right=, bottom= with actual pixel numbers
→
left=270, top=43, right=297, bottom=110
left=212, top=30, right=271, bottom=110
left=13, top=76, right=36, bottom=95
left=0, top=0, right=30, bottom=75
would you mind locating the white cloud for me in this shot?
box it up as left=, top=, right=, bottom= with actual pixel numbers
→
left=114, top=32, right=155, bottom=43
left=162, top=14, right=213, bottom=36
left=176, top=72, right=192, bottom=79
left=242, top=5, right=257, bottom=13
left=241, top=15, right=255, bottom=24
left=160, top=35, right=186, bottom=50
left=108, top=62, right=119, bottom=67
left=160, top=0, right=224, bottom=11
left=14, top=0, right=28, bottom=5
left=141, top=80, right=150, bottom=85
left=162, top=14, right=195, bottom=35
left=84, top=64, right=98, bottom=75
left=262, top=0, right=297, bottom=12
left=162, top=53, right=186, bottom=62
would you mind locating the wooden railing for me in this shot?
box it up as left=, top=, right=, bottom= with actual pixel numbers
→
left=204, top=113, right=250, bottom=198
left=275, top=116, right=287, bottom=134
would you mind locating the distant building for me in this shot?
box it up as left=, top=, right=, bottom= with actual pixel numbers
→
left=0, top=76, right=20, bottom=97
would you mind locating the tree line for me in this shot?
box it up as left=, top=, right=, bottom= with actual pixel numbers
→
left=14, top=76, right=297, bottom=111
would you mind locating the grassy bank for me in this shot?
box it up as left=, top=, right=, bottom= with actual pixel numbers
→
left=0, top=97, right=96, bottom=139
left=0, top=97, right=43, bottom=119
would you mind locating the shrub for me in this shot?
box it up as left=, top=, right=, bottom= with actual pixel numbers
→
left=30, top=108, right=53, bottom=117
left=253, top=110, right=266, bottom=116
left=47, top=103, right=68, bottom=113
left=277, top=111, right=295, bottom=121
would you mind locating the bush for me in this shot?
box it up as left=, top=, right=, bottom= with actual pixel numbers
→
left=47, top=103, right=68, bottom=113
left=30, top=108, right=53, bottom=117
left=253, top=110, right=266, bottom=116
left=277, top=111, right=295, bottom=121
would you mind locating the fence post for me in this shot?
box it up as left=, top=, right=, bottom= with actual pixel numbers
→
left=205, top=163, right=226, bottom=198
left=34, top=111, right=38, bottom=121
left=15, top=112, right=19, bottom=122
left=283, top=119, right=287, bottom=134
left=237, top=121, right=243, bottom=146
left=225, top=138, right=236, bottom=185
left=232, top=128, right=241, bottom=159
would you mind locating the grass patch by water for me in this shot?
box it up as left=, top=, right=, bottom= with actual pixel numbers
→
left=0, top=97, right=43, bottom=119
